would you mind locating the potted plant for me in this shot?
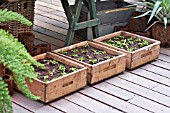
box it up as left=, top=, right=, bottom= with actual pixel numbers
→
left=53, top=41, right=126, bottom=84
left=0, top=8, right=44, bottom=113
left=94, top=31, right=160, bottom=69
left=26, top=52, right=87, bottom=103
left=134, top=0, right=170, bottom=47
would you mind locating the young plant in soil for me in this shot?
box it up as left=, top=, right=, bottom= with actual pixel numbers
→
left=59, top=43, right=117, bottom=65
left=35, top=58, right=80, bottom=82
left=102, top=34, right=151, bottom=52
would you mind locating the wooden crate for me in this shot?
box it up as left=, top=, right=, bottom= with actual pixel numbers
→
left=53, top=41, right=126, bottom=84
left=25, top=52, right=87, bottom=103
left=93, top=31, right=161, bottom=69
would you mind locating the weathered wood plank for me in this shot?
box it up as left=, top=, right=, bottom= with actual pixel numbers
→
left=93, top=82, right=135, bottom=101
left=34, top=25, right=82, bottom=43
left=35, top=9, right=68, bottom=24
left=107, top=77, right=170, bottom=108
left=129, top=96, right=170, bottom=113
left=50, top=99, right=93, bottom=113
left=151, top=60, right=170, bottom=70
left=34, top=19, right=68, bottom=35
left=13, top=103, right=32, bottom=113
left=119, top=72, right=158, bottom=89
left=35, top=3, right=66, bottom=18
left=34, top=32, right=65, bottom=47
left=35, top=14, right=68, bottom=29
left=80, top=87, right=150, bottom=113
left=130, top=68, right=170, bottom=87
left=65, top=92, right=122, bottom=113
left=12, top=92, right=62, bottom=113
left=158, top=54, right=170, bottom=63
left=160, top=48, right=170, bottom=56
left=121, top=72, right=170, bottom=97
left=141, top=64, right=170, bottom=79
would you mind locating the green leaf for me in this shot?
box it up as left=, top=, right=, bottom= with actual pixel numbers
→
left=164, top=17, right=168, bottom=28
left=148, top=1, right=162, bottom=23
left=134, top=11, right=151, bottom=18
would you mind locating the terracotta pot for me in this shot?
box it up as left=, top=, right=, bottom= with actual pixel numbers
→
left=30, top=46, right=41, bottom=56
left=128, top=16, right=147, bottom=32
left=18, top=32, right=35, bottom=52
left=36, top=43, right=51, bottom=53
left=2, top=74, right=14, bottom=94
left=152, top=23, right=170, bottom=47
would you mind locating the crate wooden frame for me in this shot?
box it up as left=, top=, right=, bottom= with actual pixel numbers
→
left=53, top=41, right=126, bottom=84
left=1, top=0, right=35, bottom=37
left=93, top=31, right=161, bottom=69
left=25, top=52, right=87, bottom=103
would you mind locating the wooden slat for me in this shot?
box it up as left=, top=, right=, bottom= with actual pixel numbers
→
left=35, top=9, right=68, bottom=24
left=50, top=99, right=93, bottom=113
left=93, top=82, right=135, bottom=101
left=129, top=96, right=170, bottom=113
left=160, top=48, right=170, bottom=56
left=35, top=14, right=68, bottom=29
left=131, top=68, right=170, bottom=87
left=80, top=87, right=150, bottom=113
left=120, top=72, right=170, bottom=97
left=119, top=72, right=158, bottom=89
left=151, top=60, right=170, bottom=70
left=13, top=103, right=32, bottom=113
left=158, top=54, right=170, bottom=63
left=35, top=3, right=66, bottom=18
left=141, top=64, right=170, bottom=79
left=65, top=92, right=122, bottom=113
left=106, top=77, right=170, bottom=108
left=12, top=92, right=62, bottom=113
left=34, top=19, right=68, bottom=35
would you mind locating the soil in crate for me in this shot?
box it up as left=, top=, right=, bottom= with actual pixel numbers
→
left=60, top=44, right=118, bottom=65
left=102, top=33, right=153, bottom=52
left=35, top=58, right=80, bottom=82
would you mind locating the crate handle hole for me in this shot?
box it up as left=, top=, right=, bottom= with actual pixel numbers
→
left=63, top=81, right=74, bottom=87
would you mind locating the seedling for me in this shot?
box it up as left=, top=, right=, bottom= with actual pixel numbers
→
left=43, top=75, right=49, bottom=82
left=127, top=47, right=134, bottom=52
left=50, top=60, right=58, bottom=65
left=87, top=55, right=92, bottom=59
left=78, top=57, right=85, bottom=61
left=60, top=51, right=67, bottom=55
left=104, top=56, right=111, bottom=60
left=70, top=68, right=78, bottom=72
left=98, top=58, right=104, bottom=62
left=81, top=49, right=88, bottom=54
left=72, top=49, right=79, bottom=53
left=58, top=65, right=66, bottom=72
left=71, top=54, right=78, bottom=57
left=140, top=40, right=149, bottom=47
left=89, top=59, right=97, bottom=64
left=135, top=37, right=141, bottom=42
left=117, top=35, right=124, bottom=39
left=62, top=72, right=67, bottom=76
left=83, top=43, right=89, bottom=48
left=49, top=69, right=56, bottom=76
left=108, top=39, right=114, bottom=43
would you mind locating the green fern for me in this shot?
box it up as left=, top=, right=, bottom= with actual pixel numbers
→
left=0, top=9, right=32, bottom=26
left=0, top=77, right=12, bottom=113
left=0, top=8, right=44, bottom=113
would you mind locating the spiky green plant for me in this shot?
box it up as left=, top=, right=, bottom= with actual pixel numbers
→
left=135, top=0, right=170, bottom=28
left=0, top=9, right=44, bottom=113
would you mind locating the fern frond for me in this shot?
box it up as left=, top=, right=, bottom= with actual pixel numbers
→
left=0, top=77, right=13, bottom=113
left=0, top=29, right=42, bottom=100
left=0, top=9, right=32, bottom=26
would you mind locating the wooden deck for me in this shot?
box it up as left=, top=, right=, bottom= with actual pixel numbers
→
left=12, top=48, right=170, bottom=113
left=11, top=0, right=170, bottom=113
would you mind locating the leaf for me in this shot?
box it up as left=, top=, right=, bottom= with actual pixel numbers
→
left=163, top=17, right=168, bottom=28
left=148, top=1, right=162, bottom=23
left=134, top=11, right=151, bottom=18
